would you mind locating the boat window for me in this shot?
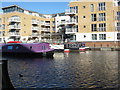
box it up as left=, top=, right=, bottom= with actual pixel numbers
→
left=8, top=46, right=13, bottom=50
left=42, top=46, right=46, bottom=50
left=16, top=46, right=19, bottom=49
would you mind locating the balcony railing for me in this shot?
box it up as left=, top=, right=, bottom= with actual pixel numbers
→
left=9, top=25, right=21, bottom=29
left=32, top=20, right=39, bottom=25
left=41, top=33, right=51, bottom=37
left=32, top=27, right=39, bottom=30
left=59, top=20, right=77, bottom=26
left=41, top=28, right=50, bottom=32
left=32, top=33, right=39, bottom=36
left=66, top=28, right=78, bottom=34
left=41, top=22, right=50, bottom=26
left=65, top=9, right=76, bottom=15
left=9, top=18, right=20, bottom=22
left=9, top=32, right=20, bottom=36
left=66, top=20, right=77, bottom=25
left=45, top=23, right=50, bottom=26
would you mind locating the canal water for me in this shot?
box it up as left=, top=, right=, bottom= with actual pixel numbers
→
left=2, top=51, right=120, bottom=88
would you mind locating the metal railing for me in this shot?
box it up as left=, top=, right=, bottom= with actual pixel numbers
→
left=41, top=28, right=50, bottom=31
left=9, top=18, right=20, bottom=22
left=32, top=27, right=39, bottom=30
left=9, top=25, right=21, bottom=29
left=66, top=28, right=77, bottom=33
left=9, top=32, right=20, bottom=36
left=65, top=9, right=76, bottom=14
left=32, top=20, right=39, bottom=25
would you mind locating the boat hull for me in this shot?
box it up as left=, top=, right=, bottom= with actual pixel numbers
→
left=0, top=43, right=54, bottom=57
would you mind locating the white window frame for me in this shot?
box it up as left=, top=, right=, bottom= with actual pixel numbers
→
left=99, top=34, right=106, bottom=40
left=99, top=23, right=106, bottom=31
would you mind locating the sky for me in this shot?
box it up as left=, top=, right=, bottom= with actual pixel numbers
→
left=1, top=2, right=70, bottom=14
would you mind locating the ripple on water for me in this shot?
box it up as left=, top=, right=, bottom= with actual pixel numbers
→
left=6, top=51, right=119, bottom=88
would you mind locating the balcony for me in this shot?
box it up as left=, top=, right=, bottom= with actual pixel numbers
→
left=9, top=32, right=20, bottom=36
left=65, top=9, right=76, bottom=15
left=41, top=33, right=51, bottom=37
left=66, top=28, right=77, bottom=34
left=41, top=28, right=50, bottom=32
left=66, top=20, right=77, bottom=25
left=9, top=25, right=21, bottom=29
left=32, top=20, right=39, bottom=25
left=59, top=21, right=66, bottom=26
left=41, top=22, right=50, bottom=26
left=32, top=33, right=39, bottom=37
left=9, top=18, right=20, bottom=22
left=45, top=23, right=50, bottom=26
left=32, top=27, right=39, bottom=31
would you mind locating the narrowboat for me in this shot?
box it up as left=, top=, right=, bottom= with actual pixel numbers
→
left=0, top=43, right=54, bottom=57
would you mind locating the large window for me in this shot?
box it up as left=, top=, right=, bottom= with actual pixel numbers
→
left=99, top=13, right=106, bottom=21
left=116, top=12, right=120, bottom=20
left=99, top=34, right=106, bottom=40
left=90, top=4, right=94, bottom=12
left=116, top=22, right=120, bottom=31
left=117, top=33, right=120, bottom=39
left=3, top=6, right=24, bottom=13
left=98, top=2, right=106, bottom=11
left=92, top=34, right=97, bottom=40
left=91, top=24, right=97, bottom=32
left=99, top=23, right=106, bottom=31
left=91, top=14, right=97, bottom=21
left=69, top=6, right=78, bottom=13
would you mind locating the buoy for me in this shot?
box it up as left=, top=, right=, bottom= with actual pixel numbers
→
left=64, top=49, right=70, bottom=52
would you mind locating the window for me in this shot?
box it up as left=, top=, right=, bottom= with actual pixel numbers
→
left=91, top=24, right=97, bottom=32
left=99, top=23, right=106, bottom=31
left=116, top=12, right=120, bottom=20
left=90, top=4, right=94, bottom=12
left=8, top=46, right=13, bottom=50
left=98, top=2, right=106, bottom=11
left=99, top=34, right=106, bottom=40
left=117, top=33, right=120, bottom=39
left=116, top=22, right=120, bottom=31
left=76, top=6, right=78, bottom=13
left=118, top=1, right=120, bottom=6
left=92, top=34, right=97, bottom=40
left=99, top=13, right=106, bottom=21
left=91, top=14, right=97, bottom=21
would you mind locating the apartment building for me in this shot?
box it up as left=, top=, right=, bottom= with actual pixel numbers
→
left=0, top=5, right=56, bottom=43
left=0, top=0, right=120, bottom=47
left=65, top=0, right=120, bottom=47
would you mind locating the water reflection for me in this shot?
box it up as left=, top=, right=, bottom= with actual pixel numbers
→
left=2, top=51, right=119, bottom=88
